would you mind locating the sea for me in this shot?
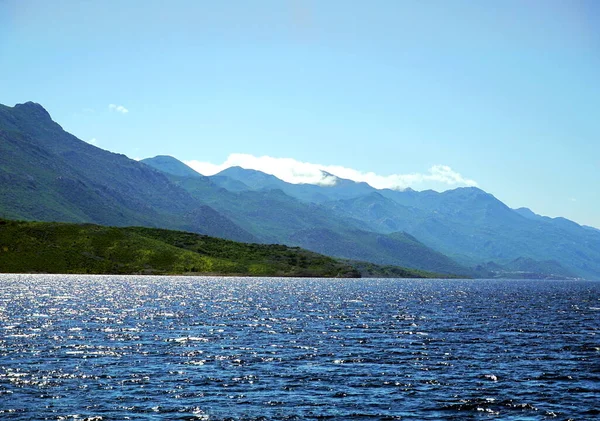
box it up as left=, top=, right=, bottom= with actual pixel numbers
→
left=0, top=274, right=598, bottom=420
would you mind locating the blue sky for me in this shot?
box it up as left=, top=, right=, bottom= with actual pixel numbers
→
left=1, top=0, right=599, bottom=228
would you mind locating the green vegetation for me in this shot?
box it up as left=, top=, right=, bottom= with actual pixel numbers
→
left=0, top=219, right=456, bottom=278
left=0, top=219, right=361, bottom=277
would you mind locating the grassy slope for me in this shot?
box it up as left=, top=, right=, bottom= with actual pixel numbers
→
left=0, top=219, right=360, bottom=277
left=0, top=219, right=454, bottom=278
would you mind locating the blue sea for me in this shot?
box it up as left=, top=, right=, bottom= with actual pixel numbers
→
left=0, top=275, right=598, bottom=420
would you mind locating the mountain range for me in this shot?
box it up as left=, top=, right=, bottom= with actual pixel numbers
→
left=0, top=102, right=254, bottom=243
left=1, top=101, right=599, bottom=279
left=143, top=156, right=600, bottom=279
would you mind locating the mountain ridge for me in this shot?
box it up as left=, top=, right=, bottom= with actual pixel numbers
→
left=152, top=167, right=469, bottom=275
left=0, top=102, right=468, bottom=275
left=148, top=155, right=600, bottom=279
left=141, top=155, right=204, bottom=178
left=0, top=102, right=255, bottom=243
left=2, top=101, right=598, bottom=279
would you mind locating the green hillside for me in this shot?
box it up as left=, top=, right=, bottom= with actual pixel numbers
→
left=0, top=219, right=451, bottom=278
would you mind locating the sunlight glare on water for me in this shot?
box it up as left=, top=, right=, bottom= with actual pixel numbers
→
left=0, top=274, right=599, bottom=420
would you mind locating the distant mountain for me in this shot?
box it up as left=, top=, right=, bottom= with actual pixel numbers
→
left=185, top=160, right=600, bottom=279
left=514, top=207, right=584, bottom=233
left=475, top=257, right=576, bottom=280
left=3, top=101, right=597, bottom=279
left=326, top=187, right=600, bottom=279
left=214, top=166, right=377, bottom=202
left=141, top=155, right=204, bottom=178
left=324, top=192, right=420, bottom=233
left=152, top=163, right=468, bottom=275
left=215, top=166, right=289, bottom=191
left=288, top=228, right=469, bottom=275
left=0, top=102, right=254, bottom=242
left=513, top=207, right=541, bottom=220
left=139, top=154, right=600, bottom=279
left=210, top=175, right=252, bottom=192
left=505, top=257, right=575, bottom=277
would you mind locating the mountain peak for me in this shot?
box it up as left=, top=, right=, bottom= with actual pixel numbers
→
left=514, top=207, right=538, bottom=219
left=318, top=170, right=375, bottom=190
left=215, top=166, right=286, bottom=191
left=319, top=170, right=341, bottom=185
left=14, top=101, right=53, bottom=121
left=218, top=166, right=279, bottom=180
left=320, top=170, right=338, bottom=179
left=141, top=155, right=204, bottom=178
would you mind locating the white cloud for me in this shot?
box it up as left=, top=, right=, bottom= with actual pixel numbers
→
left=184, top=153, right=478, bottom=191
left=86, top=138, right=98, bottom=146
left=108, top=104, right=129, bottom=114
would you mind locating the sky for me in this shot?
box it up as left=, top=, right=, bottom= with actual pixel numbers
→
left=1, top=0, right=599, bottom=228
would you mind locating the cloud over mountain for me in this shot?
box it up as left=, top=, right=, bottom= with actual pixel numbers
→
left=185, top=153, right=477, bottom=190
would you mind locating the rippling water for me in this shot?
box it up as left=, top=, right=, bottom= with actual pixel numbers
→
left=1, top=275, right=599, bottom=420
